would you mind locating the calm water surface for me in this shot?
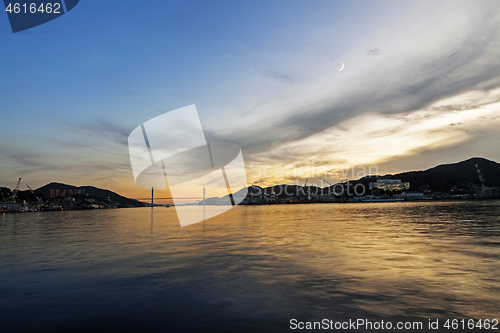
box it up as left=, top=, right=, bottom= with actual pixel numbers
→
left=1, top=201, right=499, bottom=332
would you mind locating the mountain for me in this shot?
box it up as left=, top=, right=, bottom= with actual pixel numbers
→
left=392, top=157, right=500, bottom=190
left=346, top=157, right=498, bottom=192
left=250, top=157, right=500, bottom=196
left=35, top=183, right=145, bottom=207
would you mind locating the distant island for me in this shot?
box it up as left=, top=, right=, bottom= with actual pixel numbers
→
left=1, top=157, right=499, bottom=212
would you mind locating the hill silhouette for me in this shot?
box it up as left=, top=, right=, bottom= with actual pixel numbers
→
left=392, top=157, right=499, bottom=190
left=35, top=183, right=145, bottom=207
left=251, top=157, right=500, bottom=196
left=351, top=158, right=499, bottom=190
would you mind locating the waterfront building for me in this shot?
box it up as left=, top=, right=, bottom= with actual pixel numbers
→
left=369, top=179, right=410, bottom=191
left=0, top=202, right=22, bottom=211
left=401, top=191, right=425, bottom=199
left=311, top=194, right=336, bottom=202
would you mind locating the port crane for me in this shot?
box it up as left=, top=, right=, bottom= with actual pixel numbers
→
left=26, top=184, right=43, bottom=209
left=318, top=176, right=333, bottom=187
left=318, top=176, right=340, bottom=195
left=10, top=178, right=21, bottom=203
left=302, top=178, right=311, bottom=200
left=475, top=163, right=487, bottom=198
left=318, top=176, right=334, bottom=196
left=339, top=179, right=350, bottom=200
left=319, top=176, right=349, bottom=199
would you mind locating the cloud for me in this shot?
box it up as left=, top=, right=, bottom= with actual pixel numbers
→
left=367, top=48, right=382, bottom=56
left=64, top=120, right=131, bottom=145
left=244, top=90, right=500, bottom=184
left=263, top=70, right=296, bottom=84
left=428, top=104, right=481, bottom=111
left=0, top=118, right=135, bottom=190
left=202, top=1, right=500, bottom=169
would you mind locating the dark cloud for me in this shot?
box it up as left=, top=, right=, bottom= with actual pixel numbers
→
left=0, top=144, right=62, bottom=186
left=0, top=144, right=56, bottom=169
left=263, top=69, right=296, bottom=84
left=367, top=48, right=382, bottom=56
left=293, top=159, right=348, bottom=168
left=429, top=104, right=481, bottom=111
left=68, top=121, right=131, bottom=142
left=240, top=100, right=270, bottom=117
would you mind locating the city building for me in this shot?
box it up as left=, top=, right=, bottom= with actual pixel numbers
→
left=369, top=179, right=410, bottom=191
left=0, top=202, right=22, bottom=211
left=49, top=189, right=85, bottom=198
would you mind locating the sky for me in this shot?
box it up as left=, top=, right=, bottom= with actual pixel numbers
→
left=1, top=0, right=500, bottom=199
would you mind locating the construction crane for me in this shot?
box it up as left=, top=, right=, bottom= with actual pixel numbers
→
left=318, top=176, right=346, bottom=196
left=26, top=184, right=43, bottom=209
left=301, top=178, right=310, bottom=200
left=339, top=179, right=350, bottom=200
left=318, top=176, right=335, bottom=196
left=475, top=163, right=487, bottom=198
left=318, top=176, right=334, bottom=186
left=10, top=178, right=21, bottom=203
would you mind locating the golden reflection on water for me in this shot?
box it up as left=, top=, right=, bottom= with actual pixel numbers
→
left=1, top=201, right=499, bottom=321
left=169, top=202, right=500, bottom=319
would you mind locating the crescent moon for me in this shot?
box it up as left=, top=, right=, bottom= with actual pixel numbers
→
left=338, top=63, right=344, bottom=71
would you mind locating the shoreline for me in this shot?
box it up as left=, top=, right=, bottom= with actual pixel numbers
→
left=3, top=198, right=499, bottom=214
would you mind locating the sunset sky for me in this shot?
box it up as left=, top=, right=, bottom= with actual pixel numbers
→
left=1, top=0, right=500, bottom=199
